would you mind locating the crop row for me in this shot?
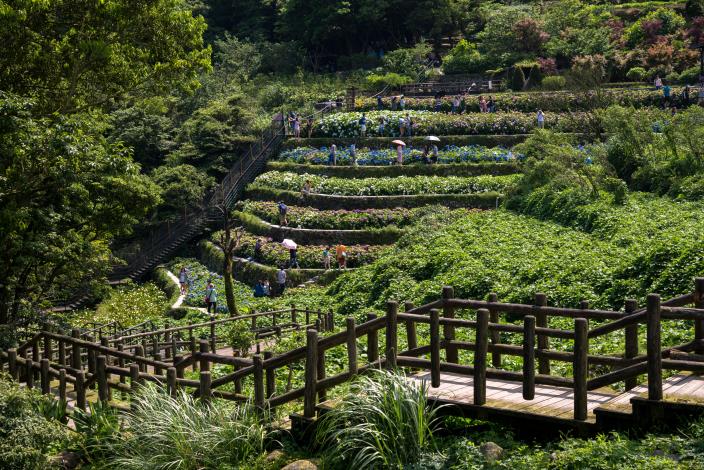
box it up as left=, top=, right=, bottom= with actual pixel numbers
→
left=355, top=88, right=684, bottom=113
left=277, top=145, right=522, bottom=166
left=250, top=171, right=521, bottom=196
left=237, top=200, right=432, bottom=230
left=226, top=231, right=389, bottom=269
left=312, top=111, right=599, bottom=138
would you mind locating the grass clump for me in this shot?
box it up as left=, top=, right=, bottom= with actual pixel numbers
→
left=315, top=370, right=440, bottom=469
left=106, top=384, right=268, bottom=469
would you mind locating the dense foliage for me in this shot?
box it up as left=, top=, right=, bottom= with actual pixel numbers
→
left=251, top=171, right=520, bottom=196
left=72, top=282, right=169, bottom=329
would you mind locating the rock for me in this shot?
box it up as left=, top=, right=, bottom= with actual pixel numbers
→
left=266, top=449, right=285, bottom=462
left=281, top=459, right=318, bottom=470
left=480, top=441, right=504, bottom=463
left=49, top=451, right=82, bottom=469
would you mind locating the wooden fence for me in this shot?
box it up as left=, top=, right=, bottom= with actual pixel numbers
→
left=2, top=279, right=704, bottom=425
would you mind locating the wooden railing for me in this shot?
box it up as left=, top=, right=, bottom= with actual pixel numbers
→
left=3, top=279, right=704, bottom=424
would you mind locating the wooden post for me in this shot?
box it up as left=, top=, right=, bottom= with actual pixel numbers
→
left=40, top=358, right=50, bottom=395
left=646, top=294, right=663, bottom=401
left=624, top=299, right=639, bottom=391
left=367, top=313, right=379, bottom=363
left=251, top=310, right=257, bottom=330
left=25, top=359, right=34, bottom=389
left=534, top=293, right=550, bottom=375
left=97, top=355, right=109, bottom=403
left=488, top=293, right=501, bottom=368
left=316, top=346, right=327, bottom=402
left=174, top=355, right=184, bottom=379
left=210, top=316, right=217, bottom=352
left=253, top=354, right=265, bottom=411
left=171, top=334, right=178, bottom=360
left=291, top=305, right=298, bottom=325
left=71, top=329, right=81, bottom=370
left=75, top=370, right=86, bottom=411
left=264, top=351, right=275, bottom=398
left=328, top=310, right=334, bottom=332
left=154, top=353, right=163, bottom=375
left=135, top=345, right=146, bottom=373
left=8, top=348, right=17, bottom=381
left=199, top=371, right=212, bottom=404
left=304, top=329, right=318, bottom=418
left=429, top=309, right=440, bottom=388
left=346, top=317, right=357, bottom=376
left=164, top=326, right=172, bottom=360
left=573, top=318, right=588, bottom=421
left=190, top=335, right=198, bottom=371
left=43, top=333, right=52, bottom=362
left=233, top=364, right=242, bottom=394
left=167, top=367, right=177, bottom=397
left=199, top=340, right=210, bottom=372
left=130, top=364, right=141, bottom=393
left=151, top=335, right=159, bottom=357
left=474, top=309, right=489, bottom=405
left=116, top=341, right=126, bottom=385
left=385, top=301, right=398, bottom=369
left=58, top=340, right=66, bottom=367
left=59, top=369, right=67, bottom=402
left=32, top=337, right=39, bottom=381
left=695, top=278, right=704, bottom=354
left=86, top=336, right=96, bottom=381
left=404, top=302, right=417, bottom=352
left=442, top=286, right=458, bottom=364
left=523, top=315, right=536, bottom=400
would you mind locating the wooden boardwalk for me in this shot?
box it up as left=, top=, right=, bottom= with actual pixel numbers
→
left=409, top=372, right=704, bottom=424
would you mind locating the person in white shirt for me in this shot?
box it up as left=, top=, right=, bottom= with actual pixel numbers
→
left=276, top=267, right=287, bottom=297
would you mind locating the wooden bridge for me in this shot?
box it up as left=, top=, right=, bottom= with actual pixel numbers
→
left=3, top=279, right=704, bottom=436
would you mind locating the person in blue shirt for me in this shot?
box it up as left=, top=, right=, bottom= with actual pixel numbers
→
left=663, top=84, right=671, bottom=107
left=254, top=280, right=267, bottom=297
left=377, top=96, right=384, bottom=110
left=359, top=113, right=367, bottom=137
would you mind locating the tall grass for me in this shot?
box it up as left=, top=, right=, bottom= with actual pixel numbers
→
left=315, top=370, right=441, bottom=469
left=106, top=384, right=268, bottom=469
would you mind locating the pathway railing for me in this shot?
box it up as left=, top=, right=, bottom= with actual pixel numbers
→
left=3, top=279, right=704, bottom=425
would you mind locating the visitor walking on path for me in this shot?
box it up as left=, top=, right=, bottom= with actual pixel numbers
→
left=254, top=238, right=263, bottom=262
left=431, top=144, right=439, bottom=164
left=205, top=282, right=217, bottom=313
left=323, top=246, right=332, bottom=270
left=407, top=114, right=414, bottom=137
left=479, top=95, right=488, bottom=113
left=663, top=83, right=671, bottom=107
left=288, top=248, right=300, bottom=269
left=293, top=116, right=301, bottom=138
left=537, top=110, right=545, bottom=129
left=359, top=113, right=367, bottom=137
left=378, top=116, right=387, bottom=136
left=302, top=179, right=312, bottom=195
left=336, top=244, right=348, bottom=269
left=488, top=96, right=496, bottom=113
left=278, top=201, right=289, bottom=226
left=391, top=96, right=398, bottom=110
left=306, top=117, right=314, bottom=138
left=328, top=144, right=337, bottom=165
left=452, top=95, right=460, bottom=114
left=377, top=96, right=384, bottom=110
left=276, top=267, right=287, bottom=296
left=178, top=267, right=189, bottom=295
left=398, top=115, right=406, bottom=137
left=434, top=93, right=442, bottom=112
left=654, top=76, right=663, bottom=90
left=396, top=143, right=404, bottom=165
left=399, top=95, right=406, bottom=110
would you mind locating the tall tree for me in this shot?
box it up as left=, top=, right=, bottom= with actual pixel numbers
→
left=212, top=203, right=243, bottom=317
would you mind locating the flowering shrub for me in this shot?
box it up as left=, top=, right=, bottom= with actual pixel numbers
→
left=355, top=89, right=685, bottom=113
left=239, top=201, right=427, bottom=229
left=73, top=282, right=169, bottom=328
left=233, top=232, right=388, bottom=269
left=277, top=145, right=523, bottom=166
left=251, top=171, right=520, bottom=196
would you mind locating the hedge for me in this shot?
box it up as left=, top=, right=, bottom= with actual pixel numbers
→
left=245, top=186, right=503, bottom=210
left=266, top=161, right=522, bottom=178
left=151, top=267, right=181, bottom=307
left=233, top=210, right=405, bottom=245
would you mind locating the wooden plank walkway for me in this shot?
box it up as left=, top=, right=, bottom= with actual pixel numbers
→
left=409, top=372, right=704, bottom=423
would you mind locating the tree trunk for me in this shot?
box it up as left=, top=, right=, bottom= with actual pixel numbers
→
left=223, top=253, right=238, bottom=317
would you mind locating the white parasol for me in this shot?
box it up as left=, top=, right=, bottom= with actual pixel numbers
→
left=425, top=136, right=441, bottom=142
left=281, top=239, right=297, bottom=250
left=391, top=140, right=406, bottom=146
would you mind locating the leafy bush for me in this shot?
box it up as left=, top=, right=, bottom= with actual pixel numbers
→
left=312, top=110, right=586, bottom=138
left=383, top=43, right=432, bottom=77
left=251, top=171, right=521, bottom=196
left=679, top=66, right=700, bottom=84
left=223, top=320, right=255, bottom=355
left=624, top=7, right=686, bottom=46
left=277, top=145, right=522, bottom=166
left=0, top=377, right=69, bottom=470
left=73, top=282, right=169, bottom=328
left=626, top=66, right=647, bottom=82
left=365, top=73, right=412, bottom=90
left=105, top=384, right=267, bottom=469
left=442, top=40, right=484, bottom=74
left=541, top=75, right=566, bottom=90
left=315, top=370, right=440, bottom=468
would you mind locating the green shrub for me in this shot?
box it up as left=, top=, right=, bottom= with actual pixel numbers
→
left=106, top=384, right=268, bottom=469
left=0, top=377, right=69, bottom=470
left=626, top=67, right=647, bottom=82
left=72, top=282, right=169, bottom=328
left=507, top=66, right=526, bottom=91
left=223, top=321, right=255, bottom=355
left=541, top=75, right=566, bottom=90
left=442, top=39, right=484, bottom=74
left=72, top=401, right=121, bottom=465
left=315, top=370, right=440, bottom=468
left=365, top=73, right=412, bottom=90
left=679, top=66, right=700, bottom=84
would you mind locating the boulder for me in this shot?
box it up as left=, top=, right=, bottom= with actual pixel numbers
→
left=266, top=449, right=285, bottom=462
left=480, top=441, right=504, bottom=463
left=281, top=459, right=318, bottom=470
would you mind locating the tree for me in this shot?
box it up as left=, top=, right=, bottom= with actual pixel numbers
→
left=0, top=0, right=211, bottom=115
left=0, top=94, right=161, bottom=324
left=150, top=165, right=214, bottom=223
left=212, top=202, right=244, bottom=317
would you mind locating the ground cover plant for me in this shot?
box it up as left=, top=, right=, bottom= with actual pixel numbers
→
left=277, top=145, right=522, bottom=166
left=356, top=87, right=688, bottom=113
left=232, top=232, right=388, bottom=269
left=312, top=111, right=595, bottom=138
left=238, top=201, right=434, bottom=230
left=250, top=171, right=520, bottom=196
